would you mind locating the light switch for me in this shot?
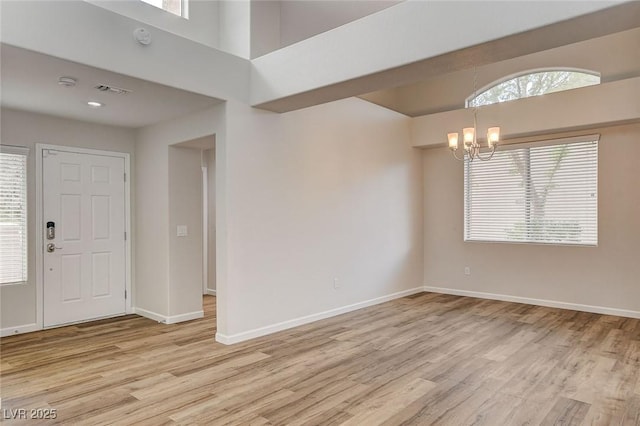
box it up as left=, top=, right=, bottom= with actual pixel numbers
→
left=177, top=225, right=188, bottom=237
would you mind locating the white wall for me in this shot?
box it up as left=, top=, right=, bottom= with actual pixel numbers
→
left=219, top=0, right=251, bottom=59
left=134, top=134, right=169, bottom=316
left=278, top=0, right=400, bottom=49
left=250, top=0, right=280, bottom=59
left=0, top=108, right=136, bottom=334
left=135, top=105, right=224, bottom=320
left=87, top=0, right=220, bottom=48
left=217, top=98, right=423, bottom=342
left=168, top=146, right=203, bottom=316
left=422, top=123, right=640, bottom=315
left=249, top=0, right=400, bottom=58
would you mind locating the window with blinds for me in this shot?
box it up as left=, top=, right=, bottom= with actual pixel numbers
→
left=464, top=136, right=598, bottom=246
left=0, top=146, right=29, bottom=284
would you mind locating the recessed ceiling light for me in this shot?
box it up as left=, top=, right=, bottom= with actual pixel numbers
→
left=87, top=101, right=104, bottom=108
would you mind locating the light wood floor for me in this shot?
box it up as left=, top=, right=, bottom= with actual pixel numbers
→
left=2, top=293, right=640, bottom=425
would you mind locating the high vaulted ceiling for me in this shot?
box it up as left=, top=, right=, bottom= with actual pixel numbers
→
left=2, top=1, right=638, bottom=129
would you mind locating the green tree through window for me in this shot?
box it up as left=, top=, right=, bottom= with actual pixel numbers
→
left=468, top=70, right=599, bottom=108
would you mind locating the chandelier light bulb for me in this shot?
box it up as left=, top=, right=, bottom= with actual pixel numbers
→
left=463, top=128, right=475, bottom=145
left=487, top=127, right=500, bottom=147
left=448, top=133, right=459, bottom=149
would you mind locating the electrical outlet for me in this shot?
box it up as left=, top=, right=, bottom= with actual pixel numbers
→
left=333, top=278, right=340, bottom=289
left=464, top=266, right=471, bottom=275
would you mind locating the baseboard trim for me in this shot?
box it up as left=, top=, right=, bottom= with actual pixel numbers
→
left=133, top=307, right=204, bottom=324
left=1, top=323, right=40, bottom=337
left=423, top=286, right=640, bottom=319
left=205, top=289, right=216, bottom=296
left=215, top=286, right=424, bottom=345
left=215, top=333, right=234, bottom=345
left=133, top=307, right=167, bottom=323
left=166, top=310, right=204, bottom=324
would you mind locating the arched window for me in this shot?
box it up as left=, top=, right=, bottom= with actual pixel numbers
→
left=467, top=69, right=600, bottom=108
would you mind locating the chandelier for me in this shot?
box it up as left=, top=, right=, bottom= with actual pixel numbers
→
left=448, top=67, right=500, bottom=162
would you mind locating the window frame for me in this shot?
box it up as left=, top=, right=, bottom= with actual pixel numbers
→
left=139, top=0, right=189, bottom=19
left=465, top=68, right=601, bottom=108
left=463, top=135, right=599, bottom=247
left=0, top=144, right=29, bottom=285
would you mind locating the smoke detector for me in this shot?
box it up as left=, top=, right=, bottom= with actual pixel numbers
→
left=133, top=28, right=151, bottom=45
left=58, top=77, right=77, bottom=87
left=94, top=84, right=132, bottom=95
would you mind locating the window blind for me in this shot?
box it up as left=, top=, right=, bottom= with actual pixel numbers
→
left=0, top=146, right=29, bottom=284
left=464, top=137, right=598, bottom=246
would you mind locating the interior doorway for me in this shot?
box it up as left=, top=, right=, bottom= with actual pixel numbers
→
left=171, top=136, right=216, bottom=309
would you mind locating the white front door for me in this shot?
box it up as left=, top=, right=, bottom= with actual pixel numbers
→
left=42, top=148, right=126, bottom=327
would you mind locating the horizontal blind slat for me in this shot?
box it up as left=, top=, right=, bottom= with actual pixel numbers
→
left=0, top=151, right=28, bottom=284
left=465, top=139, right=598, bottom=246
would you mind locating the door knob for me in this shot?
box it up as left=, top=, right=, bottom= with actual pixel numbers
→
left=46, top=243, right=63, bottom=253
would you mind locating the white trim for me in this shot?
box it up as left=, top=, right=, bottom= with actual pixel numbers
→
left=133, top=307, right=167, bottom=323
left=423, top=286, right=640, bottom=319
left=1, top=323, right=39, bottom=337
left=35, top=144, right=132, bottom=331
left=124, top=154, right=132, bottom=314
left=215, top=333, right=235, bottom=345
left=36, top=145, right=44, bottom=330
left=166, top=310, right=204, bottom=324
left=205, top=289, right=216, bottom=296
left=215, top=286, right=424, bottom=345
left=202, top=164, right=208, bottom=295
left=133, top=307, right=204, bottom=324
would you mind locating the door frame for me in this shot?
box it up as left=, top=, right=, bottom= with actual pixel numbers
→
left=35, top=144, right=132, bottom=329
left=202, top=163, right=208, bottom=295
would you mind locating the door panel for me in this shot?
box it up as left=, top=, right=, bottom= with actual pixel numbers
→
left=61, top=254, right=82, bottom=301
left=43, top=149, right=126, bottom=327
left=92, top=252, right=111, bottom=297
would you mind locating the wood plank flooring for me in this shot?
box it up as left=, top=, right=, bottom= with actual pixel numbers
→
left=2, top=293, right=640, bottom=425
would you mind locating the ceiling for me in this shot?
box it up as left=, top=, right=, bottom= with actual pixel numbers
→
left=2, top=2, right=637, bottom=127
left=0, top=44, right=223, bottom=128
left=358, top=28, right=640, bottom=117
